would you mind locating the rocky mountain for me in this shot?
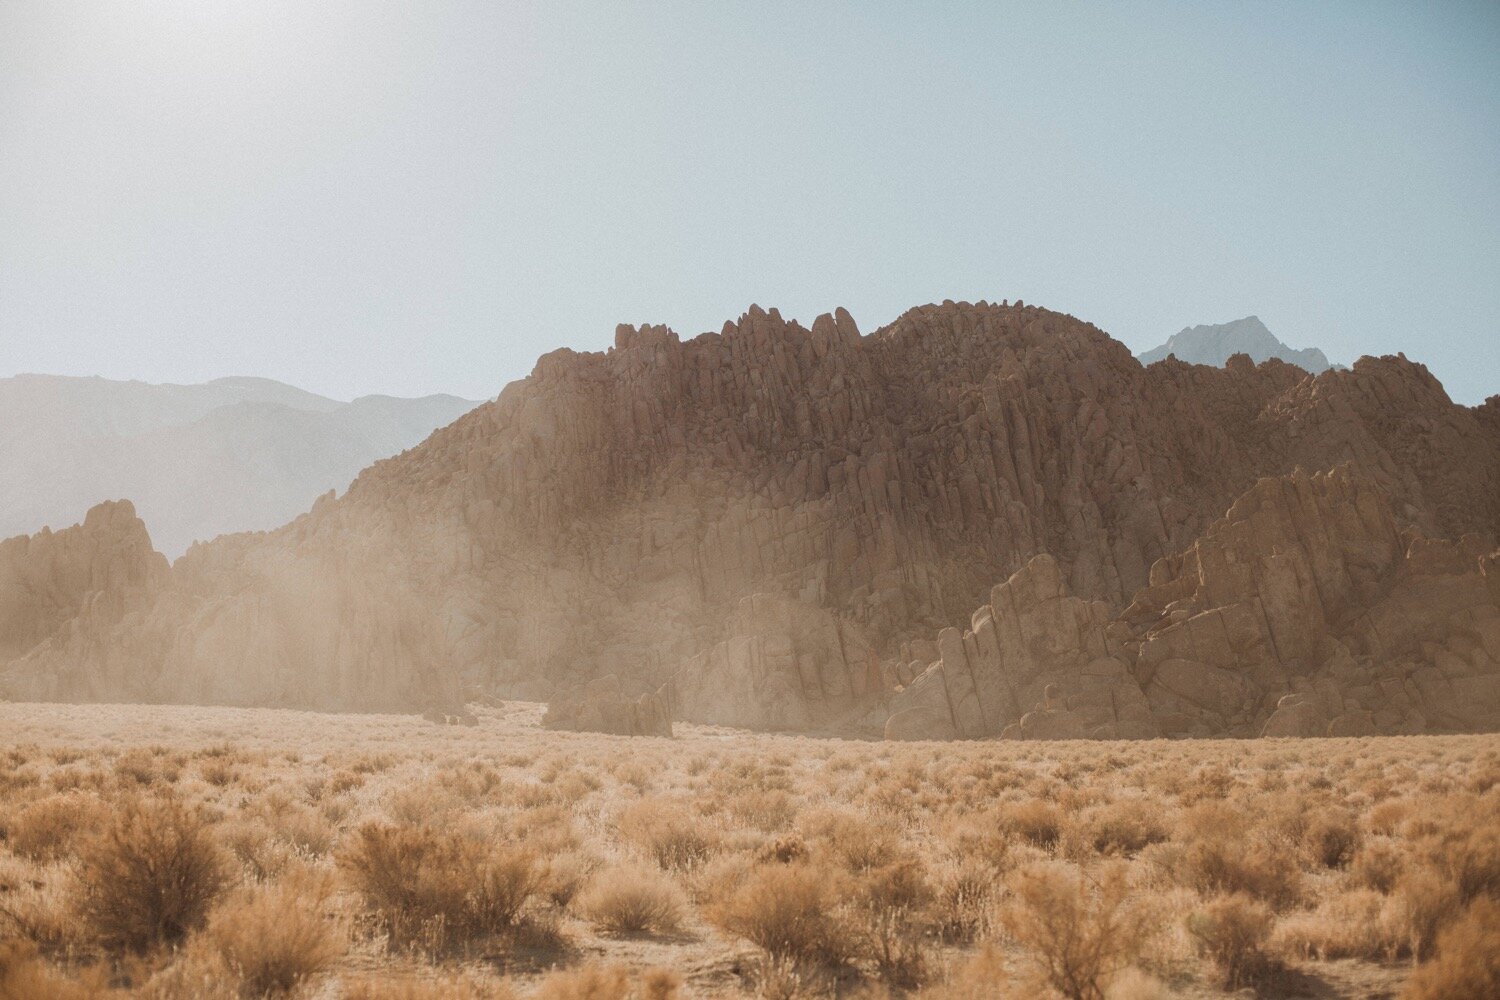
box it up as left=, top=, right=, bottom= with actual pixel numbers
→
left=1, top=300, right=1497, bottom=739
left=1138, top=316, right=1338, bottom=373
left=0, top=375, right=478, bottom=557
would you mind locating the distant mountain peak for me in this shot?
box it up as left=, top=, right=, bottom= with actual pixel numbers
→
left=1138, top=316, right=1339, bottom=373
left=0, top=374, right=479, bottom=557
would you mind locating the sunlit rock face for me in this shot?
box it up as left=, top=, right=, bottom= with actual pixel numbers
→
left=887, top=466, right=1500, bottom=739
left=2, top=300, right=1497, bottom=737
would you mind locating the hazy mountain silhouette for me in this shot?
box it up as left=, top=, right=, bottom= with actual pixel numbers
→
left=1138, top=316, right=1340, bottom=373
left=0, top=374, right=478, bottom=557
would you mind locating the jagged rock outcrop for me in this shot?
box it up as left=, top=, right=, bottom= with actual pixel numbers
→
left=1, top=300, right=1496, bottom=736
left=885, top=466, right=1500, bottom=739
left=543, top=674, right=674, bottom=737
left=673, top=594, right=882, bottom=730
left=0, top=500, right=169, bottom=698
left=1139, top=316, right=1338, bottom=373
left=885, top=555, right=1155, bottom=740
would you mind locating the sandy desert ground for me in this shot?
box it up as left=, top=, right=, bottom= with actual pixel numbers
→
left=0, top=702, right=1496, bottom=999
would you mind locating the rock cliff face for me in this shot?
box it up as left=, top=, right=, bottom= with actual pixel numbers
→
left=0, top=501, right=169, bottom=691
left=886, top=467, right=1500, bottom=739
left=1, top=300, right=1496, bottom=736
left=884, top=553, right=1155, bottom=741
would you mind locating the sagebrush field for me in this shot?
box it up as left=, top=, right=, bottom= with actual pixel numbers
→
left=0, top=702, right=1496, bottom=999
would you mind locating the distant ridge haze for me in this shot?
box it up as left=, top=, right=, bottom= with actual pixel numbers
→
left=0, top=374, right=478, bottom=557
left=1137, top=316, right=1340, bottom=373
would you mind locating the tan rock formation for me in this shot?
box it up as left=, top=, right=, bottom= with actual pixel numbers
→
left=885, top=466, right=1500, bottom=739
left=0, top=500, right=168, bottom=700
left=1, top=300, right=1496, bottom=738
left=542, top=674, right=674, bottom=737
left=673, top=593, right=882, bottom=731
left=884, top=554, right=1155, bottom=740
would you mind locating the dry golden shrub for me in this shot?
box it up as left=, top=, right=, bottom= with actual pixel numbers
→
left=852, top=856, right=937, bottom=987
left=542, top=850, right=598, bottom=908
left=341, top=972, right=518, bottom=1000
left=1102, top=967, right=1172, bottom=1000
left=219, top=819, right=300, bottom=883
left=0, top=939, right=95, bottom=1000
left=6, top=792, right=104, bottom=863
left=1388, top=869, right=1465, bottom=960
left=533, top=963, right=680, bottom=1000
left=1363, top=798, right=1411, bottom=836
left=618, top=799, right=721, bottom=871
left=1351, top=836, right=1407, bottom=894
left=575, top=863, right=686, bottom=935
left=754, top=834, right=809, bottom=866
left=1403, top=897, right=1500, bottom=1000
left=113, top=748, right=168, bottom=787
left=1076, top=799, right=1170, bottom=858
left=1174, top=834, right=1303, bottom=910
left=1274, top=888, right=1401, bottom=962
left=999, top=861, right=1152, bottom=1000
left=930, top=858, right=997, bottom=943
left=198, top=758, right=238, bottom=787
left=910, top=944, right=1014, bottom=999
left=1185, top=892, right=1277, bottom=990
left=798, top=808, right=900, bottom=872
left=999, top=800, right=1064, bottom=850
left=204, top=869, right=343, bottom=996
left=134, top=948, right=240, bottom=1000
left=337, top=822, right=541, bottom=952
left=709, top=861, right=855, bottom=966
left=72, top=795, right=230, bottom=954
left=1434, top=820, right=1500, bottom=903
left=1299, top=806, right=1361, bottom=869
left=728, top=789, right=798, bottom=832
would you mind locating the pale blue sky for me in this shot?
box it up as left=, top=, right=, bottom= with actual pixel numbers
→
left=1, top=1, right=1496, bottom=403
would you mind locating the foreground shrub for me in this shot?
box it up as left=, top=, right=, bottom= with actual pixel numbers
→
left=1403, top=898, right=1500, bottom=1000
left=1351, top=837, right=1406, bottom=894
left=205, top=871, right=342, bottom=996
left=576, top=863, right=685, bottom=935
left=1390, top=869, right=1464, bottom=960
left=73, top=796, right=230, bottom=954
left=709, top=862, right=854, bottom=966
left=534, top=963, right=679, bottom=1000
left=618, top=800, right=720, bottom=871
left=999, top=862, right=1151, bottom=1000
left=1186, top=893, right=1277, bottom=990
left=1274, top=889, right=1401, bottom=962
left=798, top=808, right=900, bottom=872
left=854, top=858, right=937, bottom=987
left=1176, top=836, right=1302, bottom=910
left=337, top=822, right=541, bottom=952
left=1079, top=799, right=1170, bottom=858
left=931, top=859, right=996, bottom=943
left=7, top=793, right=103, bottom=863
left=341, top=972, right=516, bottom=1000
left=910, top=945, right=1013, bottom=999
left=1300, top=807, right=1361, bottom=869
left=0, top=940, right=95, bottom=1000
left=999, top=800, right=1064, bottom=850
